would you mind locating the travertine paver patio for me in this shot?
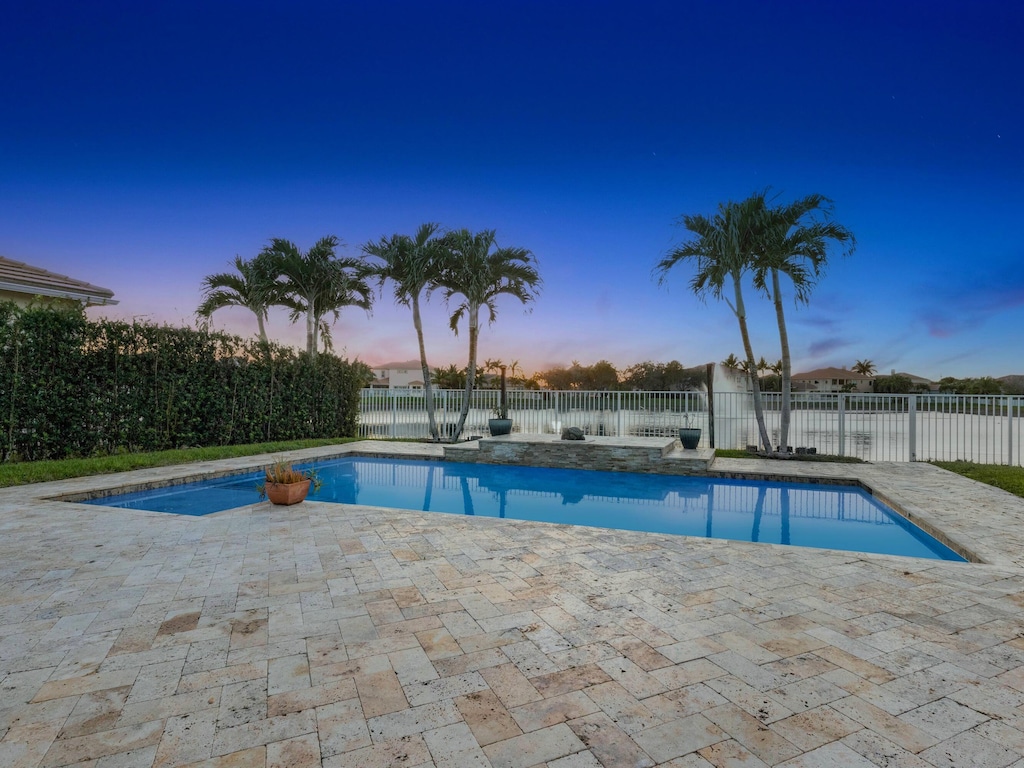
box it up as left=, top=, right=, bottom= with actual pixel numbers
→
left=2, top=441, right=1024, bottom=767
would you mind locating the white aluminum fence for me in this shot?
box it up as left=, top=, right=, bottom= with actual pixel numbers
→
left=358, top=389, right=1024, bottom=466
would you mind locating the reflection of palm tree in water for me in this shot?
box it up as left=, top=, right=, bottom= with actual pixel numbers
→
left=705, top=484, right=714, bottom=538
left=780, top=486, right=791, bottom=545
left=751, top=486, right=767, bottom=542
left=423, top=465, right=434, bottom=511
left=749, top=486, right=791, bottom=545
left=460, top=476, right=475, bottom=516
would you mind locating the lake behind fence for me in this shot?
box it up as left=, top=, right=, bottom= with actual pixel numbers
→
left=358, top=389, right=1024, bottom=466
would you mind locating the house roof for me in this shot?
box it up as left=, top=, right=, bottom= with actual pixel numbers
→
left=0, top=256, right=117, bottom=305
left=373, top=360, right=422, bottom=370
left=792, top=367, right=872, bottom=381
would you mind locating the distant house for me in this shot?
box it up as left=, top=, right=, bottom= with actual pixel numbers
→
left=370, top=360, right=425, bottom=390
left=791, top=367, right=873, bottom=393
left=0, top=256, right=117, bottom=308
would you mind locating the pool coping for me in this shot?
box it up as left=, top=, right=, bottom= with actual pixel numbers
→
left=17, top=440, right=1024, bottom=571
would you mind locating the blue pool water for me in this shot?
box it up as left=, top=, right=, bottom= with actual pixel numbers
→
left=82, top=457, right=965, bottom=561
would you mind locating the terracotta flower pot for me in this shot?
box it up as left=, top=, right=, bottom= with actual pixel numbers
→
left=264, top=479, right=312, bottom=505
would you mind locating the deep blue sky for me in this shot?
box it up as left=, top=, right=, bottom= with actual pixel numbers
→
left=3, top=0, right=1022, bottom=379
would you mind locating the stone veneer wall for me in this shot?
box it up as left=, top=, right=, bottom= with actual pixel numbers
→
left=446, top=436, right=713, bottom=475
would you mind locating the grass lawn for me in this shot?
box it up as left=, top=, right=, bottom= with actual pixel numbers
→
left=931, top=461, right=1024, bottom=500
left=0, top=439, right=360, bottom=488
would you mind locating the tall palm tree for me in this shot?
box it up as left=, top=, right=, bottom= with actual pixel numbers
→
left=435, top=229, right=541, bottom=442
left=751, top=192, right=855, bottom=453
left=362, top=223, right=445, bottom=441
left=261, top=236, right=373, bottom=358
left=853, top=359, right=876, bottom=376
left=721, top=353, right=741, bottom=370
left=656, top=197, right=773, bottom=451
left=196, top=254, right=280, bottom=345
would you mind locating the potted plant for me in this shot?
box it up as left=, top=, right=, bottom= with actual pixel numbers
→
left=678, top=414, right=701, bottom=450
left=258, top=460, right=321, bottom=505
left=488, top=364, right=513, bottom=436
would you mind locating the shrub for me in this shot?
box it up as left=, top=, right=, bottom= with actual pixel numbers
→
left=0, top=302, right=371, bottom=461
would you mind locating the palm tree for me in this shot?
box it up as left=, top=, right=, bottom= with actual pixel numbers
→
left=432, top=364, right=465, bottom=390
left=362, top=223, right=445, bottom=440
left=435, top=229, right=541, bottom=442
left=261, top=236, right=373, bottom=358
left=722, top=353, right=741, bottom=370
left=853, top=359, right=876, bottom=376
left=508, top=359, right=523, bottom=385
left=483, top=359, right=505, bottom=390
left=751, top=192, right=855, bottom=453
left=196, top=254, right=280, bottom=345
left=655, top=197, right=773, bottom=451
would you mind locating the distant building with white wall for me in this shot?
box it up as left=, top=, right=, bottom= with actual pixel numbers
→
left=370, top=360, right=426, bottom=389
left=791, top=367, right=873, bottom=393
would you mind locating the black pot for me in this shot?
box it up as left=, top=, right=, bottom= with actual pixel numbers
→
left=488, top=418, right=513, bottom=436
left=679, top=427, right=701, bottom=450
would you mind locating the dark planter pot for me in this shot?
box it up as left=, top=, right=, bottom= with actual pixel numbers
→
left=488, top=418, right=513, bottom=436
left=678, top=428, right=701, bottom=450
left=265, top=479, right=311, bottom=505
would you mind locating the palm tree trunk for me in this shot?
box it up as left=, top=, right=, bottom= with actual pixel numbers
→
left=256, top=314, right=268, bottom=346
left=412, top=294, right=440, bottom=441
left=732, top=274, right=773, bottom=452
left=450, top=304, right=479, bottom=442
left=772, top=269, right=792, bottom=453
left=305, top=304, right=317, bottom=358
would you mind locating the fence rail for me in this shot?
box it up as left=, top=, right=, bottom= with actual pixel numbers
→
left=357, top=389, right=1024, bottom=466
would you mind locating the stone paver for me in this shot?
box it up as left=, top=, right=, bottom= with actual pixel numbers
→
left=2, top=440, right=1024, bottom=766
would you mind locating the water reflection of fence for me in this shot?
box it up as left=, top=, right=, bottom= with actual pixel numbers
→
left=357, top=389, right=1024, bottom=466
left=347, top=458, right=896, bottom=524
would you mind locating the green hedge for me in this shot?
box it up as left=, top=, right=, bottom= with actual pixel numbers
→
left=0, top=303, right=371, bottom=461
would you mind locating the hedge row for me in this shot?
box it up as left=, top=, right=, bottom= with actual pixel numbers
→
left=0, top=303, right=371, bottom=461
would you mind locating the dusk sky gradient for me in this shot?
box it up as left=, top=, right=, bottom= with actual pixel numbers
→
left=3, top=0, right=1022, bottom=380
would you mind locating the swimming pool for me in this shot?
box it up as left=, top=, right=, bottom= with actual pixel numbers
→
left=81, top=457, right=965, bottom=561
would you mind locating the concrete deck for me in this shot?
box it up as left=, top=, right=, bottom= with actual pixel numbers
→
left=2, top=441, right=1024, bottom=767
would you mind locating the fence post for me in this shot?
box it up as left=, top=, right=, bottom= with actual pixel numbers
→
left=908, top=394, right=917, bottom=461
left=838, top=394, right=845, bottom=456
left=616, top=391, right=622, bottom=437
left=1007, top=395, right=1014, bottom=466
